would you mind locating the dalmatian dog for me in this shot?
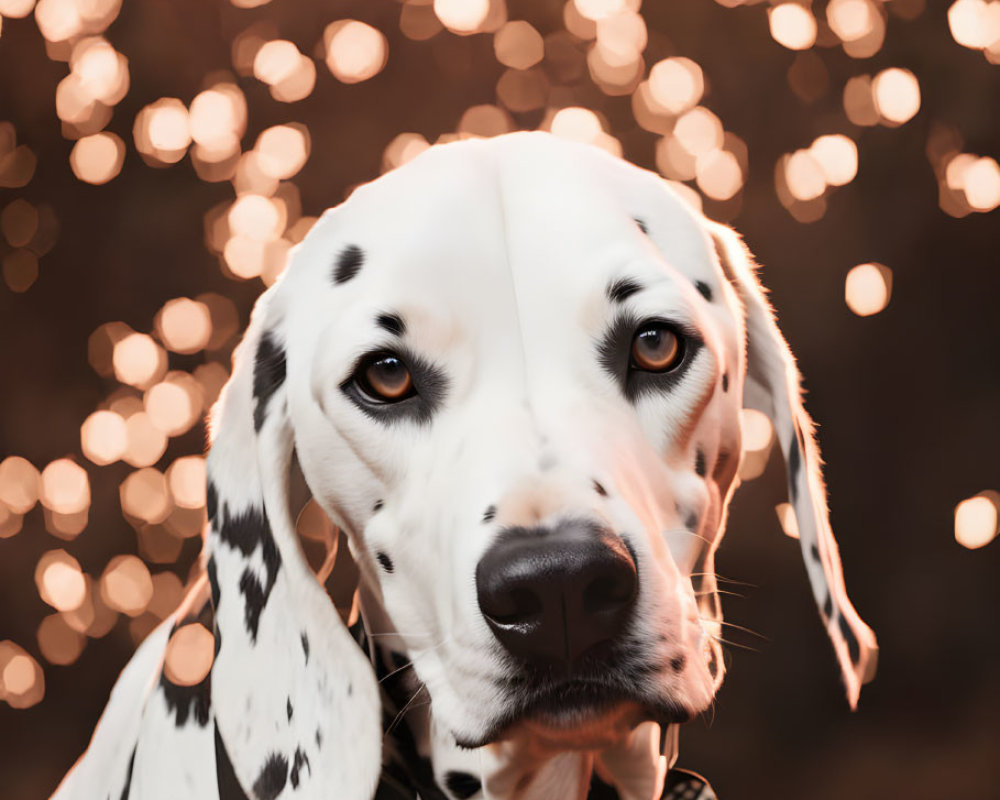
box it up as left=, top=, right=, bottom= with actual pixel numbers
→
left=53, top=132, right=877, bottom=800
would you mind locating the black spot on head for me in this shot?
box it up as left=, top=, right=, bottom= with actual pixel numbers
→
left=787, top=435, right=802, bottom=503
left=606, top=277, right=643, bottom=304
left=253, top=332, right=287, bottom=433
left=375, top=312, right=406, bottom=337
left=694, top=449, right=707, bottom=477
left=215, top=723, right=250, bottom=800
left=810, top=543, right=821, bottom=563
left=721, top=372, right=729, bottom=392
left=593, top=480, right=608, bottom=497
left=333, top=244, right=364, bottom=284
left=373, top=499, right=384, bottom=512
left=823, top=593, right=833, bottom=619
left=694, top=280, right=713, bottom=301
left=290, top=747, right=311, bottom=790
left=670, top=655, right=686, bottom=672
left=300, top=632, right=310, bottom=663
left=252, top=753, right=288, bottom=800
left=286, top=697, right=293, bottom=721
left=445, top=770, right=482, bottom=799
left=376, top=551, right=394, bottom=573
left=838, top=614, right=861, bottom=663
left=482, top=505, right=496, bottom=524
left=633, top=217, right=648, bottom=234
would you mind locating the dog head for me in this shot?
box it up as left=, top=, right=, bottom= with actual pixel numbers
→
left=205, top=132, right=876, bottom=793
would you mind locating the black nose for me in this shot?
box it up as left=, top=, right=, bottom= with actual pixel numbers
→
left=476, top=520, right=638, bottom=667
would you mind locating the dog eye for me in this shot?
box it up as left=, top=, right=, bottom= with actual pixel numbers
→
left=355, top=354, right=414, bottom=402
left=631, top=323, right=682, bottom=372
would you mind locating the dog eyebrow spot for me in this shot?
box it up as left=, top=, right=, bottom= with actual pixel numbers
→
left=670, top=655, right=686, bottom=672
left=373, top=499, right=384, bottom=512
left=333, top=244, right=364, bottom=284
left=722, top=372, right=729, bottom=392
left=593, top=480, right=608, bottom=497
left=375, top=312, right=406, bottom=337
left=482, top=505, right=497, bottom=523
left=445, top=770, right=482, bottom=799
left=253, top=331, right=287, bottom=433
left=606, top=277, right=643, bottom=304
left=694, top=280, right=713, bottom=301
left=376, top=551, right=394, bottom=573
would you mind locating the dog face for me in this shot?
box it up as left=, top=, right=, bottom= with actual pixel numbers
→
left=248, top=134, right=871, bottom=753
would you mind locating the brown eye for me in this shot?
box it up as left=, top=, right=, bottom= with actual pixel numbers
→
left=361, top=355, right=413, bottom=401
left=631, top=324, right=681, bottom=372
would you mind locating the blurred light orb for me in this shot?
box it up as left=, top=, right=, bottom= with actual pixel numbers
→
left=71, top=37, right=127, bottom=104
left=148, top=572, right=184, bottom=618
left=550, top=106, right=603, bottom=143
left=255, top=124, right=310, bottom=180
left=35, top=550, right=86, bottom=612
left=113, top=332, right=164, bottom=388
left=458, top=104, right=513, bottom=138
left=230, top=0, right=272, bottom=7
left=1, top=198, right=38, bottom=247
left=2, top=249, right=38, bottom=292
left=768, top=3, right=818, bottom=50
left=382, top=132, right=430, bottom=171
left=189, top=88, right=243, bottom=152
left=37, top=614, right=86, bottom=665
left=785, top=149, right=827, bottom=201
left=144, top=380, right=197, bottom=437
left=0, top=0, right=36, bottom=18
left=493, top=20, right=544, bottom=69
left=270, top=54, right=316, bottom=103
left=156, top=297, right=212, bottom=354
left=827, top=0, right=876, bottom=42
left=40, top=458, right=90, bottom=515
left=845, top=262, right=892, bottom=316
left=648, top=57, right=704, bottom=115
left=809, top=134, right=858, bottom=186
left=229, top=194, right=283, bottom=241
left=741, top=408, right=774, bottom=453
left=0, top=456, right=40, bottom=514
left=324, top=20, right=388, bottom=84
left=595, top=10, right=647, bottom=67
left=673, top=106, right=723, bottom=157
left=1, top=650, right=44, bottom=708
left=872, top=68, right=920, bottom=124
left=70, top=132, right=125, bottom=185
left=843, top=73, right=879, bottom=126
left=101, top=555, right=154, bottom=616
left=34, top=0, right=81, bottom=42
left=167, top=456, right=206, bottom=509
left=146, top=98, right=191, bottom=152
left=164, top=623, right=214, bottom=686
left=81, top=409, right=127, bottom=465
left=574, top=0, right=625, bottom=21
left=948, top=0, right=1000, bottom=50
left=696, top=149, right=743, bottom=200
left=954, top=494, right=998, bottom=549
left=253, top=39, right=302, bottom=85
left=223, top=235, right=267, bottom=279
left=775, top=502, right=800, bottom=539
left=962, top=156, right=1000, bottom=211
left=434, top=0, right=488, bottom=33
left=123, top=411, right=168, bottom=467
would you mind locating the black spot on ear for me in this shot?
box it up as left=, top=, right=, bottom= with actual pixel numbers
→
left=333, top=244, right=364, bottom=284
left=721, top=372, right=729, bottom=392
left=216, top=505, right=282, bottom=642
left=159, top=665, right=211, bottom=728
left=300, top=632, right=310, bottom=663
left=253, top=331, right=287, bottom=433
left=373, top=499, right=384, bottom=512
left=606, top=277, right=643, bottom=304
left=787, top=436, right=802, bottom=503
left=376, top=551, right=394, bottom=573
left=286, top=697, right=293, bottom=721
left=207, top=556, right=220, bottom=610
left=375, top=312, right=406, bottom=337
left=593, top=480, right=608, bottom=497
left=215, top=723, right=250, bottom=800
left=838, top=614, right=861, bottom=663
left=445, top=770, right=482, bottom=799
left=633, top=217, right=648, bottom=234
left=482, top=505, right=496, bottom=523
left=670, top=655, right=686, bottom=672
left=252, top=753, right=288, bottom=800
left=206, top=480, right=219, bottom=522
left=694, top=449, right=707, bottom=477
left=289, top=747, right=311, bottom=789
left=810, top=543, right=821, bottom=562
left=823, top=593, right=833, bottom=619
left=118, top=746, right=136, bottom=800
left=694, top=280, right=713, bottom=302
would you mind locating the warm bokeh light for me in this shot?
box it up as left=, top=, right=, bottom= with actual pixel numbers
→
left=494, top=20, right=544, bottom=69
left=69, top=131, right=125, bottom=184
left=123, top=411, right=168, bottom=468
left=154, top=297, right=212, bottom=354
left=37, top=613, right=86, bottom=665
left=3, top=248, right=39, bottom=292
left=827, top=0, right=877, bottom=42
left=845, top=262, right=892, bottom=317
left=673, top=106, right=723, bottom=157
left=785, top=149, right=826, bottom=201
left=166, top=456, right=206, bottom=510
left=574, top=0, right=625, bottom=22
left=120, top=468, right=171, bottom=524
left=324, top=20, right=389, bottom=84
left=81, top=409, right=127, bottom=465
left=434, top=0, right=489, bottom=34
left=809, top=134, right=858, bottom=186
left=2, top=198, right=38, bottom=246
left=696, top=149, right=743, bottom=200
left=0, top=456, right=40, bottom=514
left=112, top=332, right=165, bottom=389
left=255, top=124, right=310, bottom=180
left=954, top=493, right=999, bottom=549
left=229, top=194, right=284, bottom=242
left=100, top=555, right=154, bottom=616
left=163, top=623, right=214, bottom=686
left=872, top=68, right=921, bottom=125
left=948, top=0, right=1000, bottom=52
left=961, top=156, right=1000, bottom=211
left=144, top=378, right=199, bottom=437
left=768, top=3, right=817, bottom=51
left=0, top=643, right=44, bottom=709
left=775, top=502, right=800, bottom=539
left=40, top=458, right=90, bottom=515
left=34, top=550, right=86, bottom=612
left=648, top=57, right=704, bottom=115
left=550, top=106, right=603, bottom=143
left=739, top=408, right=774, bottom=481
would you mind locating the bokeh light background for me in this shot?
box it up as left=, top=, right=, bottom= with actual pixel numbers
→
left=1, top=0, right=999, bottom=797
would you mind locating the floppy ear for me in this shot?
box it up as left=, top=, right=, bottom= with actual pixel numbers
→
left=206, top=283, right=382, bottom=798
left=707, top=222, right=878, bottom=708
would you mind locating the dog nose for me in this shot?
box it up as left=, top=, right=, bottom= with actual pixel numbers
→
left=476, top=521, right=638, bottom=667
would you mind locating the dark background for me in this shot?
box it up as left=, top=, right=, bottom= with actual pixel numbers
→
left=1, top=0, right=999, bottom=798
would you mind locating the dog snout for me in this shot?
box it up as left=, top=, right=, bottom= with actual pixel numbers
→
left=476, top=520, right=638, bottom=667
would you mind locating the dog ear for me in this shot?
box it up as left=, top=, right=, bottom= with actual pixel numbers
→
left=707, top=222, right=878, bottom=708
left=206, top=283, right=382, bottom=797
